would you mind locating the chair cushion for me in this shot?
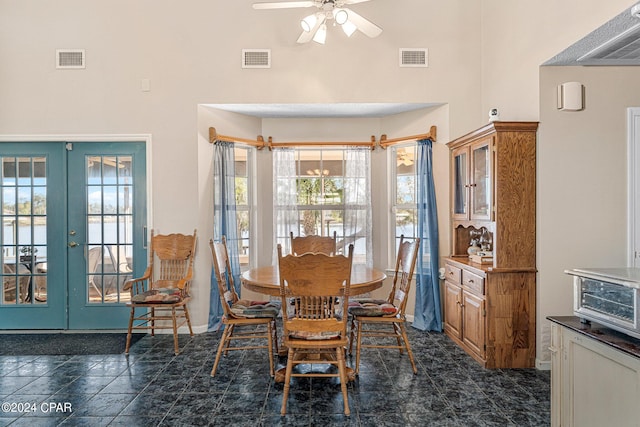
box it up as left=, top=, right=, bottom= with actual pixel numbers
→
left=231, top=299, right=280, bottom=318
left=131, top=288, right=182, bottom=303
left=288, top=330, right=341, bottom=340
left=348, top=300, right=398, bottom=317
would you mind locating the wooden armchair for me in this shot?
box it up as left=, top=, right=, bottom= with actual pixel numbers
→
left=290, top=231, right=337, bottom=255
left=277, top=243, right=354, bottom=416
left=348, top=235, right=420, bottom=374
left=124, top=229, right=197, bottom=355
left=209, top=237, right=279, bottom=377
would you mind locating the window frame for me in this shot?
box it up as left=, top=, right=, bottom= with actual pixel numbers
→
left=273, top=147, right=370, bottom=264
left=233, top=145, right=255, bottom=271
left=390, top=143, right=418, bottom=265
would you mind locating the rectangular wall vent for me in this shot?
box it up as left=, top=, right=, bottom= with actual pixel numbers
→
left=399, top=48, right=428, bottom=67
left=242, top=49, right=271, bottom=69
left=56, top=49, right=85, bottom=69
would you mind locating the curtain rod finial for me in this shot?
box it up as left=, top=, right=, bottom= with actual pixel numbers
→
left=209, top=127, right=218, bottom=144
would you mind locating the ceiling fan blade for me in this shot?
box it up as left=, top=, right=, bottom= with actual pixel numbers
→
left=253, top=1, right=316, bottom=9
left=342, top=0, right=373, bottom=4
left=344, top=8, right=382, bottom=38
left=297, top=15, right=325, bottom=43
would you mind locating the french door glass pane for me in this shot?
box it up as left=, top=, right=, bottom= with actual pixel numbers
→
left=1, top=156, right=48, bottom=305
left=85, top=155, right=133, bottom=303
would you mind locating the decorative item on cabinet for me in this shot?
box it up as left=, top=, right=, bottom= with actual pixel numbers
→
left=466, top=229, right=481, bottom=256
left=444, top=121, right=538, bottom=369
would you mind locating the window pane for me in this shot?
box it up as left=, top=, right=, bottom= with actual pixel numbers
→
left=2, top=158, right=16, bottom=185
left=102, top=156, right=118, bottom=185
left=297, top=177, right=321, bottom=205
left=396, top=175, right=415, bottom=205
left=392, top=145, right=418, bottom=247
left=396, top=208, right=417, bottom=237
left=235, top=177, right=248, bottom=205
left=233, top=147, right=252, bottom=269
left=396, top=147, right=415, bottom=175
left=33, top=157, right=46, bottom=185
left=87, top=157, right=102, bottom=185
left=87, top=186, right=102, bottom=214
left=102, top=186, right=117, bottom=215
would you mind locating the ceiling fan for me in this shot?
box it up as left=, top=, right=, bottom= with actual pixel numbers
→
left=252, top=0, right=382, bottom=44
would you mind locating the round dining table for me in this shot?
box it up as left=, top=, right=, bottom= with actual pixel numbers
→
left=241, top=264, right=387, bottom=382
left=241, top=264, right=387, bottom=297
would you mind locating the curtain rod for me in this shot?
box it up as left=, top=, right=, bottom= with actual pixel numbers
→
left=267, top=136, right=376, bottom=150
left=209, top=127, right=266, bottom=149
left=210, top=125, right=437, bottom=150
left=379, top=125, right=437, bottom=148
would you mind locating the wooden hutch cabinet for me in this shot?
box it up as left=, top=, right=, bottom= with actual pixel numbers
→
left=444, top=121, right=538, bottom=368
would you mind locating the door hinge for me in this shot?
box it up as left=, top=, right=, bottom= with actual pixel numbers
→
left=65, top=143, right=73, bottom=151
left=482, top=309, right=487, bottom=317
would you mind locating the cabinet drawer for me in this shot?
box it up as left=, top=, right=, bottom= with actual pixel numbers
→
left=462, top=270, right=484, bottom=295
left=445, top=264, right=462, bottom=284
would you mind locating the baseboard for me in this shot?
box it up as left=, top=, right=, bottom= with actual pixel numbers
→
left=536, top=358, right=551, bottom=371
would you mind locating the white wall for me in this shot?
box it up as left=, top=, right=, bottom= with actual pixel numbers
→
left=537, top=66, right=640, bottom=363
left=1, top=0, right=638, bottom=364
left=480, top=0, right=635, bottom=123
left=0, top=0, right=482, bottom=331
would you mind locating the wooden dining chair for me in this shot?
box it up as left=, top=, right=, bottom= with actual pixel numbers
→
left=124, top=229, right=196, bottom=355
left=348, top=235, right=420, bottom=375
left=290, top=231, right=337, bottom=255
left=209, top=237, right=279, bottom=377
left=277, top=243, right=354, bottom=416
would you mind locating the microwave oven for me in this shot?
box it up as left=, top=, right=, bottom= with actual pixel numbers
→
left=565, top=267, right=640, bottom=340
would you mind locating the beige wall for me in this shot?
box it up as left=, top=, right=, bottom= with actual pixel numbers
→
left=0, top=0, right=638, bottom=362
left=537, top=66, right=640, bottom=362
left=480, top=0, right=635, bottom=124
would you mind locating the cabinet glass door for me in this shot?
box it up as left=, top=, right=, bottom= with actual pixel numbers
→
left=471, top=142, right=491, bottom=220
left=452, top=148, right=468, bottom=219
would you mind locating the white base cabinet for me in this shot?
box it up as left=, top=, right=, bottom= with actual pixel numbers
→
left=551, top=321, right=640, bottom=427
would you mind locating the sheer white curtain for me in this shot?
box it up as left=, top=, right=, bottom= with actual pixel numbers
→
left=343, top=147, right=372, bottom=266
left=272, top=148, right=298, bottom=262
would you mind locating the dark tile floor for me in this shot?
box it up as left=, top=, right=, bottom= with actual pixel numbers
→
left=0, top=327, right=550, bottom=426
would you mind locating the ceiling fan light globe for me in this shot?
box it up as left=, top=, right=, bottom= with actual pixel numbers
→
left=333, top=8, right=349, bottom=25
left=301, top=14, right=317, bottom=32
left=313, top=23, right=327, bottom=44
left=341, top=20, right=357, bottom=37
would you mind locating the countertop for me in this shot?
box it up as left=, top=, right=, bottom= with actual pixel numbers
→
left=548, top=315, right=640, bottom=360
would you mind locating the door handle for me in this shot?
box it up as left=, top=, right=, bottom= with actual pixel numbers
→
left=68, top=241, right=79, bottom=248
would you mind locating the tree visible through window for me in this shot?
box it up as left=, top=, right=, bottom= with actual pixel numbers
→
left=393, top=145, right=418, bottom=256
left=234, top=147, right=252, bottom=267
left=274, top=148, right=370, bottom=264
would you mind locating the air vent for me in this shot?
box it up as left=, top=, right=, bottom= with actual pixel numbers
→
left=399, top=48, right=428, bottom=67
left=577, top=23, right=640, bottom=65
left=242, top=49, right=271, bottom=69
left=56, top=49, right=85, bottom=69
